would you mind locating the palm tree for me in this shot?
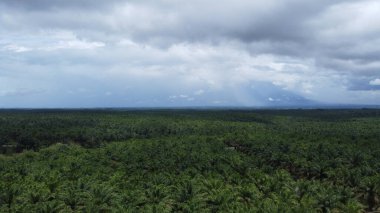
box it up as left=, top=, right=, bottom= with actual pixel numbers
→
left=200, top=179, right=236, bottom=212
left=89, top=184, right=117, bottom=207
left=36, top=201, right=64, bottom=213
left=0, top=184, right=20, bottom=209
left=59, top=186, right=87, bottom=211
left=142, top=185, right=173, bottom=212
left=359, top=176, right=380, bottom=211
left=340, top=200, right=364, bottom=213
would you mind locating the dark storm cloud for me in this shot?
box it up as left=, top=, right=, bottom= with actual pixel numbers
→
left=0, top=0, right=353, bottom=42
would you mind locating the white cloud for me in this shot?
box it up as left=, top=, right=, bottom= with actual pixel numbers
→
left=0, top=88, right=44, bottom=97
left=1, top=31, right=105, bottom=53
left=314, top=1, right=380, bottom=39
left=43, top=40, right=105, bottom=51
left=2, top=44, right=31, bottom=52
left=369, top=78, right=380, bottom=86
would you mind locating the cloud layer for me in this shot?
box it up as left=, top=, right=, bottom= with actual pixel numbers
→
left=1, top=0, right=380, bottom=107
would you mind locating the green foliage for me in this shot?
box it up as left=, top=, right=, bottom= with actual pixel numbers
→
left=0, top=109, right=379, bottom=212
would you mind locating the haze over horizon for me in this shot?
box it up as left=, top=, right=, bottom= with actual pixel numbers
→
left=1, top=0, right=380, bottom=108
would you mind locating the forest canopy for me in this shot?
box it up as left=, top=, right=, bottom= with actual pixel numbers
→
left=1, top=109, right=379, bottom=212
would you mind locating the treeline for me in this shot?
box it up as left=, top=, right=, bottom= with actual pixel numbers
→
left=0, top=110, right=253, bottom=153
left=1, top=109, right=379, bottom=154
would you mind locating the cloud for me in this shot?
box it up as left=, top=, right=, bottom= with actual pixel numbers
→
left=194, top=89, right=204, bottom=95
left=0, top=31, right=105, bottom=53
left=0, top=0, right=380, bottom=107
left=2, top=44, right=31, bottom=53
left=0, top=88, right=45, bottom=97
left=369, top=79, right=380, bottom=86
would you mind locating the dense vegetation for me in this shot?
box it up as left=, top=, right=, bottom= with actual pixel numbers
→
left=1, top=109, right=379, bottom=212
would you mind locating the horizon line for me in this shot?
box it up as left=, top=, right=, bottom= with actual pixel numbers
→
left=1, top=104, right=380, bottom=111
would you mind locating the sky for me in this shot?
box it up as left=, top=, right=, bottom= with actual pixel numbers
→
left=1, top=0, right=380, bottom=108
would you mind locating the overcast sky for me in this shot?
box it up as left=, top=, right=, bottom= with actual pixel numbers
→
left=1, top=0, right=380, bottom=107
